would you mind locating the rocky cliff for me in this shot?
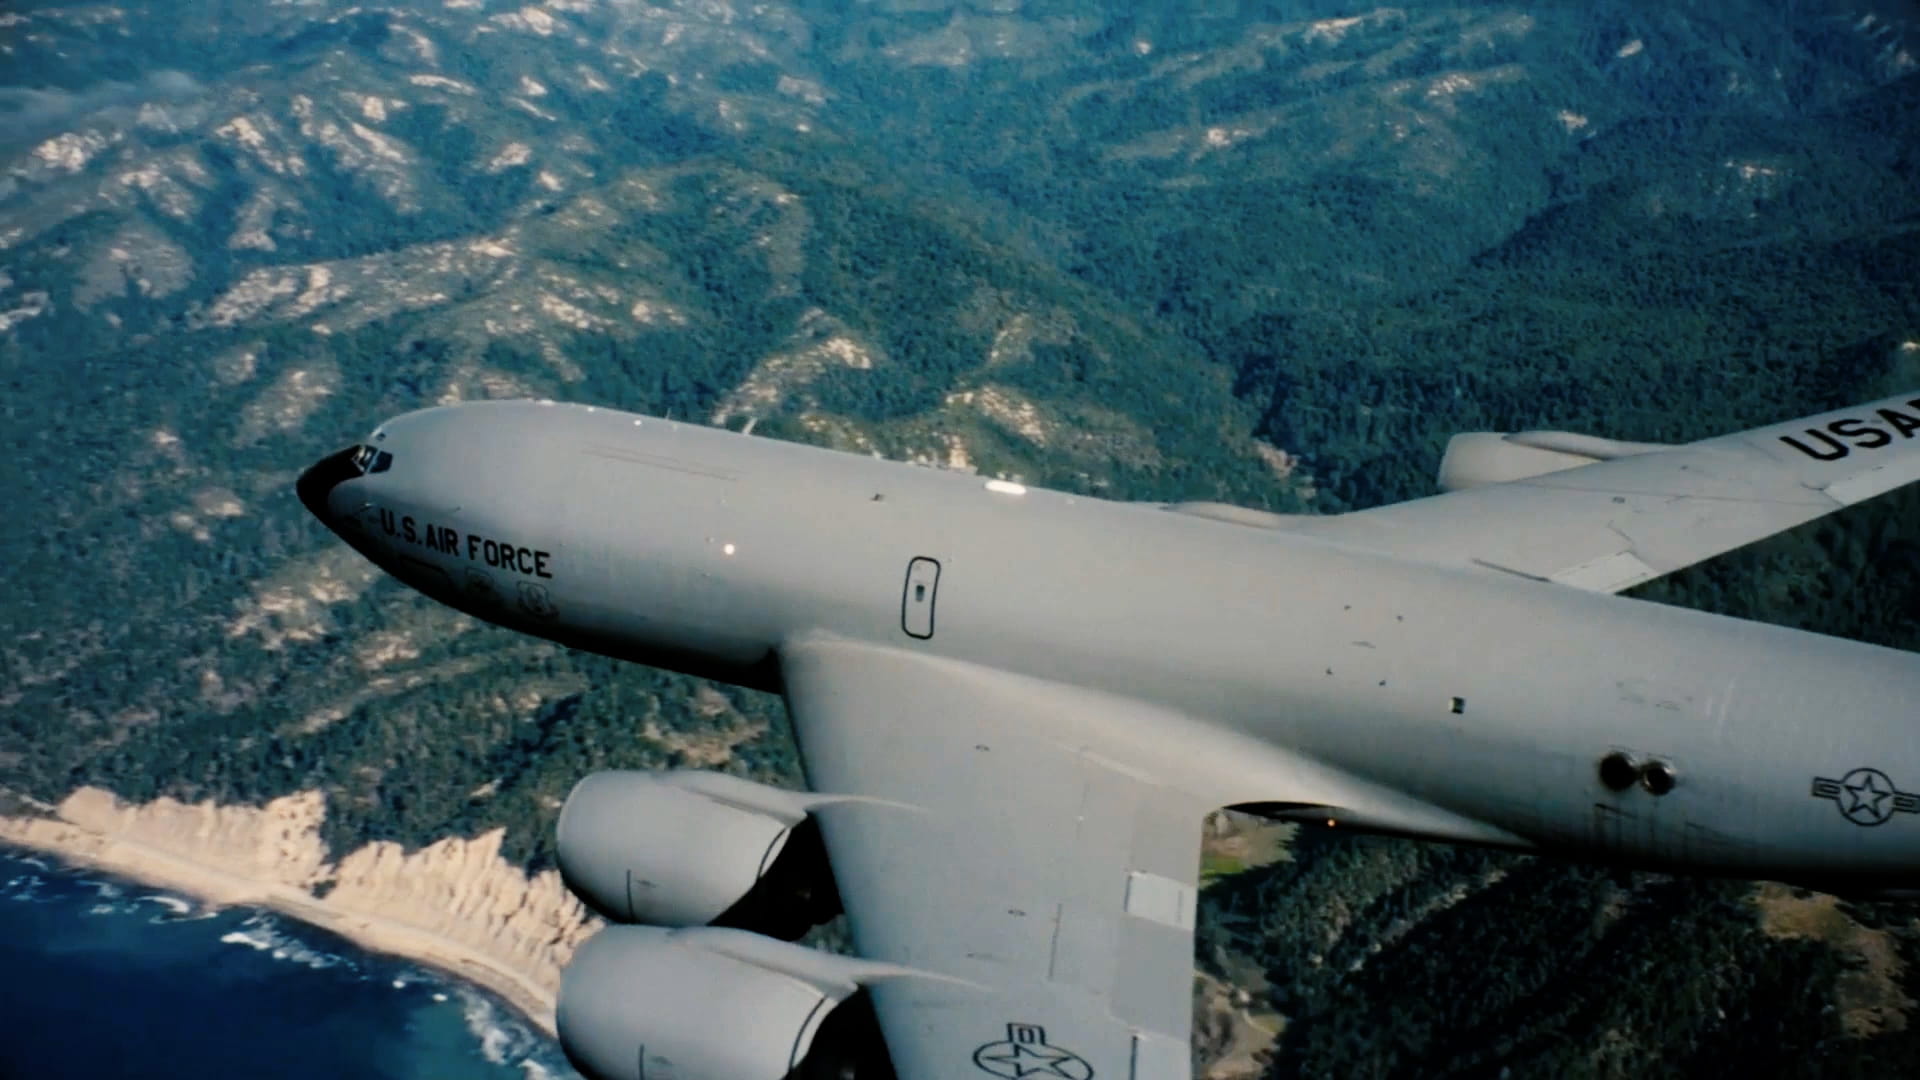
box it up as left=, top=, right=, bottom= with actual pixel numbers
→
left=0, top=786, right=599, bottom=1034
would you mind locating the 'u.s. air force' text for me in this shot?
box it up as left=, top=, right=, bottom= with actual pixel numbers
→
left=1779, top=400, right=1920, bottom=462
left=378, top=508, right=552, bottom=578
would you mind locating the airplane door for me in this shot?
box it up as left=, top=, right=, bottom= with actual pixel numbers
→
left=901, top=557, right=940, bottom=640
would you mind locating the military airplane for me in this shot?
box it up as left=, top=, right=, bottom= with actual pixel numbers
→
left=299, top=390, right=1920, bottom=1080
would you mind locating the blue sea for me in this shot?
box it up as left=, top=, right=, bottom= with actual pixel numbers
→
left=0, top=847, right=578, bottom=1080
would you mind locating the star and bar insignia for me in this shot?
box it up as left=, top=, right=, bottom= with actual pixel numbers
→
left=1812, top=767, right=1920, bottom=827
left=973, top=1024, right=1094, bottom=1080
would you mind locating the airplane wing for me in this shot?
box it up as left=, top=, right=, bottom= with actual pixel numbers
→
left=1291, top=389, right=1920, bottom=593
left=780, top=637, right=1212, bottom=1080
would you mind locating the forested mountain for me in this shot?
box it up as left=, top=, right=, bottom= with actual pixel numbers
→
left=2, top=1, right=1917, bottom=1076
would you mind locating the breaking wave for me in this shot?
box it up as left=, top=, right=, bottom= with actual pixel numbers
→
left=454, top=985, right=569, bottom=1076
left=218, top=912, right=351, bottom=971
left=3, top=868, right=46, bottom=903
left=140, top=892, right=211, bottom=922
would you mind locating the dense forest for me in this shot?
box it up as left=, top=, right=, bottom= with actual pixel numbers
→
left=2, top=0, right=1919, bottom=1075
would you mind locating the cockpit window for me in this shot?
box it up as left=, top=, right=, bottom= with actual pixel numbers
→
left=348, top=446, right=395, bottom=474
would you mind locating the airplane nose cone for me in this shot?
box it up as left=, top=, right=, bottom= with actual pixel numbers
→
left=297, top=446, right=366, bottom=523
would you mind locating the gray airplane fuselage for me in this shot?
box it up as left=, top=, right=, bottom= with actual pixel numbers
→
left=301, top=400, right=1920, bottom=891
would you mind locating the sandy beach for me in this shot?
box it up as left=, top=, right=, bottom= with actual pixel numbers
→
left=0, top=787, right=601, bottom=1038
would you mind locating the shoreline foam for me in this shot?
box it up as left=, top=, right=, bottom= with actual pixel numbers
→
left=0, top=787, right=601, bottom=1038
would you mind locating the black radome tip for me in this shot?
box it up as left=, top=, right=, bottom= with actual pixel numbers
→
left=297, top=446, right=366, bottom=522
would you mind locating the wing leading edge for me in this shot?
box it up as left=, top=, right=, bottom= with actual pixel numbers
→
left=1291, top=389, right=1920, bottom=593
left=780, top=638, right=1209, bottom=1080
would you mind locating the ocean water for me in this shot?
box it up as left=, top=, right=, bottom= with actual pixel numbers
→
left=0, top=847, right=578, bottom=1080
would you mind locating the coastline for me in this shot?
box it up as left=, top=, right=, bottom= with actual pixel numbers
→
left=0, top=788, right=601, bottom=1039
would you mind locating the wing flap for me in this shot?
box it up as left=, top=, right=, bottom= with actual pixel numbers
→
left=1823, top=452, right=1920, bottom=506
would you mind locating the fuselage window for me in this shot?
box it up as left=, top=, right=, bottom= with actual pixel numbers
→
left=349, top=446, right=395, bottom=474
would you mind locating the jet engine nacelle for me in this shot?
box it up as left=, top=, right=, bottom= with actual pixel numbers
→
left=556, top=770, right=840, bottom=939
left=1438, top=430, right=1669, bottom=492
left=558, top=925, right=898, bottom=1080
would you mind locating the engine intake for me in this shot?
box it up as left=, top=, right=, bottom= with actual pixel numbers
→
left=558, top=926, right=898, bottom=1080
left=557, top=770, right=840, bottom=939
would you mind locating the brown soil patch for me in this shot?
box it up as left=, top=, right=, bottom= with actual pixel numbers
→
left=1754, top=882, right=1913, bottom=1037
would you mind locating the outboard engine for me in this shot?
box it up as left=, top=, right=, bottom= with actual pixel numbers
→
left=558, top=926, right=898, bottom=1080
